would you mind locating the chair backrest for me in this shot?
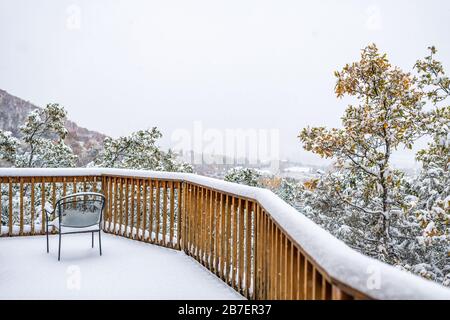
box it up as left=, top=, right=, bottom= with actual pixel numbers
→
left=56, top=192, right=105, bottom=228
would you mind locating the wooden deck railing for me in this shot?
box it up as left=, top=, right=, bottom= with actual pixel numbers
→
left=1, top=169, right=450, bottom=300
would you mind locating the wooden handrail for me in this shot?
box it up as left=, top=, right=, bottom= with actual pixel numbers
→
left=1, top=168, right=450, bottom=300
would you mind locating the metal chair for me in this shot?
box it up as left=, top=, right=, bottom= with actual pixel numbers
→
left=45, top=192, right=105, bottom=261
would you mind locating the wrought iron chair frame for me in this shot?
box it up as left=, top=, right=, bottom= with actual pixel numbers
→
left=45, top=192, right=105, bottom=261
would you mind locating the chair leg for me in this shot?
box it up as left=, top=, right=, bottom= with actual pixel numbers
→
left=92, top=232, right=94, bottom=248
left=58, top=233, right=61, bottom=261
left=98, top=231, right=102, bottom=256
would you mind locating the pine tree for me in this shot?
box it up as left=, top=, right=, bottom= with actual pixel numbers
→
left=407, top=47, right=450, bottom=284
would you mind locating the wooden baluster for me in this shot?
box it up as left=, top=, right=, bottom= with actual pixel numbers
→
left=258, top=209, right=264, bottom=299
left=323, top=278, right=332, bottom=300
left=169, top=181, right=175, bottom=247
left=195, top=186, right=200, bottom=259
left=265, top=215, right=270, bottom=299
left=142, top=180, right=148, bottom=241
left=40, top=178, right=45, bottom=235
left=225, top=195, right=231, bottom=286
left=130, top=179, right=135, bottom=239
left=197, top=187, right=202, bottom=261
left=30, top=178, right=35, bottom=235
left=299, top=252, right=305, bottom=300
left=276, top=226, right=281, bottom=299
left=19, top=178, right=24, bottom=236
left=155, top=180, right=160, bottom=244
left=238, top=199, right=245, bottom=293
left=62, top=177, right=67, bottom=198
left=292, top=245, right=299, bottom=300
left=305, top=258, right=313, bottom=299
left=205, top=188, right=211, bottom=266
left=199, top=187, right=205, bottom=263
left=278, top=232, right=283, bottom=300
left=271, top=220, right=277, bottom=300
left=280, top=233, right=285, bottom=299
left=92, top=176, right=97, bottom=193
left=265, top=217, right=270, bottom=299
left=83, top=176, right=87, bottom=194
left=255, top=204, right=261, bottom=300
left=216, top=191, right=221, bottom=277
left=214, top=191, right=220, bottom=275
left=220, top=193, right=227, bottom=282
left=8, top=178, right=13, bottom=236
left=52, top=178, right=56, bottom=216
left=105, top=177, right=110, bottom=232
left=113, top=177, right=118, bottom=234
left=285, top=236, right=290, bottom=300
left=0, top=180, right=2, bottom=236
left=162, top=181, right=167, bottom=246
left=107, top=177, right=112, bottom=232
left=136, top=179, right=141, bottom=240
left=118, top=178, right=124, bottom=236
left=203, top=187, right=209, bottom=265
left=124, top=178, right=129, bottom=237
left=313, top=268, right=323, bottom=300
left=177, top=181, right=183, bottom=250
left=288, top=241, right=294, bottom=300
left=148, top=179, right=154, bottom=243
left=195, top=185, right=199, bottom=256
left=221, top=194, right=226, bottom=278
left=184, top=184, right=189, bottom=252
left=208, top=189, right=214, bottom=270
left=267, top=216, right=272, bottom=299
left=260, top=206, right=265, bottom=300
left=187, top=184, right=192, bottom=253
left=245, top=201, right=252, bottom=298
left=231, top=197, right=238, bottom=289
left=187, top=185, right=193, bottom=254
left=332, top=286, right=353, bottom=300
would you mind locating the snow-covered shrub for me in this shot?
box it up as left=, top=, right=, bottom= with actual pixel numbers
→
left=224, top=167, right=261, bottom=187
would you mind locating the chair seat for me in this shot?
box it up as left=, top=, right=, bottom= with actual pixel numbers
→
left=49, top=218, right=100, bottom=233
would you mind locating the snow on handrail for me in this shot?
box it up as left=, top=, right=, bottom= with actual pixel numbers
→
left=1, top=167, right=449, bottom=299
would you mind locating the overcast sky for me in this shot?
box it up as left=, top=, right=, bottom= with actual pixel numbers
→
left=1, top=0, right=449, bottom=167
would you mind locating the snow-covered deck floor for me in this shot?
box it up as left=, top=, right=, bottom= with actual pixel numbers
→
left=0, top=233, right=243, bottom=300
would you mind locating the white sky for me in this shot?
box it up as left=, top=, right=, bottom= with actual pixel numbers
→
left=1, top=0, right=449, bottom=167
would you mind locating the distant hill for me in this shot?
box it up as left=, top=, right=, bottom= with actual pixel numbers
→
left=0, top=89, right=107, bottom=166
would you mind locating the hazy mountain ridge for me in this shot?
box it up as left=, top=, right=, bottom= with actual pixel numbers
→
left=0, top=89, right=107, bottom=166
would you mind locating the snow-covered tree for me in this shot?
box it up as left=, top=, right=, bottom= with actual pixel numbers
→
left=1, top=104, right=77, bottom=228
left=93, top=128, right=193, bottom=172
left=0, top=103, right=77, bottom=168
left=299, top=44, right=425, bottom=261
left=0, top=130, right=19, bottom=164
left=298, top=45, right=450, bottom=285
left=405, top=47, right=450, bottom=284
left=274, top=178, right=303, bottom=207
left=224, top=167, right=261, bottom=187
